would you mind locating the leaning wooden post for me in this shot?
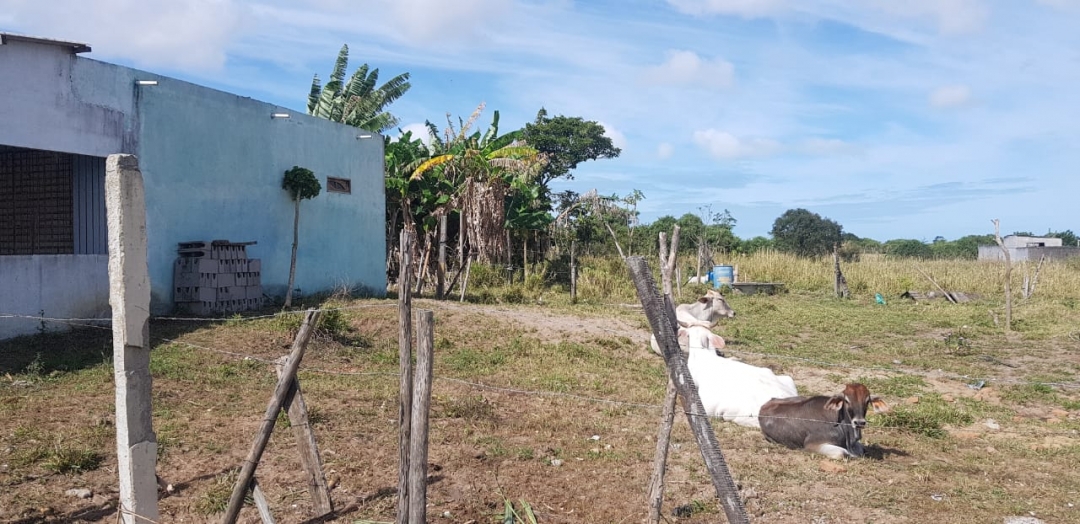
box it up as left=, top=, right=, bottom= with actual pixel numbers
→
left=570, top=239, right=578, bottom=302
left=275, top=359, right=333, bottom=516
left=459, top=254, right=473, bottom=303
left=626, top=256, right=750, bottom=524
left=397, top=230, right=415, bottom=524
left=833, top=243, right=849, bottom=299
left=222, top=309, right=321, bottom=524
left=437, top=214, right=447, bottom=300
left=647, top=227, right=681, bottom=524
left=106, top=154, right=159, bottom=524
left=992, top=219, right=1013, bottom=332
left=407, top=310, right=435, bottom=524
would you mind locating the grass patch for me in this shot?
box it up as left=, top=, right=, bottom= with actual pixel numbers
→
left=860, top=375, right=929, bottom=398
left=195, top=468, right=242, bottom=516
left=439, top=395, right=497, bottom=422
left=42, top=445, right=103, bottom=474
left=1002, top=383, right=1058, bottom=405
left=443, top=347, right=507, bottom=375
left=875, top=395, right=978, bottom=438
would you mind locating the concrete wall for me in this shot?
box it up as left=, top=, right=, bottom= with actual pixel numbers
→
left=135, top=78, right=386, bottom=311
left=0, top=255, right=110, bottom=339
left=1002, top=236, right=1063, bottom=249
left=0, top=41, right=139, bottom=156
left=978, top=245, right=1080, bottom=262
left=0, top=37, right=386, bottom=333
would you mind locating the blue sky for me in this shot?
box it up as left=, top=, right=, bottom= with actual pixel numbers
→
left=5, top=0, right=1079, bottom=241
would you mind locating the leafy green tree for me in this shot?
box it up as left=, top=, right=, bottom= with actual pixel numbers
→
left=770, top=208, right=843, bottom=258
left=738, top=236, right=774, bottom=254
left=282, top=166, right=321, bottom=307
left=949, top=234, right=994, bottom=259
left=883, top=239, right=933, bottom=259
left=1047, top=229, right=1079, bottom=247
left=307, top=44, right=411, bottom=133
left=522, top=108, right=621, bottom=189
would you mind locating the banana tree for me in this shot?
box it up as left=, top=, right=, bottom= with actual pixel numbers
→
left=307, top=44, right=411, bottom=133
left=411, top=104, right=542, bottom=264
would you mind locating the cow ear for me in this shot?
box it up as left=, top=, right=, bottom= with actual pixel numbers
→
left=824, top=396, right=845, bottom=411
left=709, top=333, right=726, bottom=350
left=677, top=328, right=689, bottom=348
left=870, top=396, right=890, bottom=413
left=697, top=297, right=709, bottom=304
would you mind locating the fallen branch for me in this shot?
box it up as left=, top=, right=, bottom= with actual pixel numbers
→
left=916, top=266, right=956, bottom=304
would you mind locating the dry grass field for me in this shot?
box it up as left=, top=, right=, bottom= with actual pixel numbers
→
left=2, top=253, right=1079, bottom=523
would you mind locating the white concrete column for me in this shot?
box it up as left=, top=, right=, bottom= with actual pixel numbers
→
left=106, top=154, right=159, bottom=523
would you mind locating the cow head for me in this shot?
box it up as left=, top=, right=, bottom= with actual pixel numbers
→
left=677, top=324, right=726, bottom=354
left=823, top=383, right=888, bottom=428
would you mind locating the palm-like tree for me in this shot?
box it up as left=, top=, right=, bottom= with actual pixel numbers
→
left=307, top=44, right=411, bottom=133
left=411, top=104, right=542, bottom=263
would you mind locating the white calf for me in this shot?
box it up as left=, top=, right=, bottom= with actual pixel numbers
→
left=680, top=325, right=798, bottom=428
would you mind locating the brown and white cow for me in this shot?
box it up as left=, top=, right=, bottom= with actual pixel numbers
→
left=758, top=383, right=888, bottom=459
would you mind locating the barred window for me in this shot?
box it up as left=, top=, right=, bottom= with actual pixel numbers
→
left=0, top=148, right=74, bottom=255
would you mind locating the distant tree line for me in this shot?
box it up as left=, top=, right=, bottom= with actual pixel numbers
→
left=304, top=45, right=1076, bottom=290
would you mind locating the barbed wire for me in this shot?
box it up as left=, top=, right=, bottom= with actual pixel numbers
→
left=5, top=309, right=1080, bottom=390
left=149, top=335, right=1080, bottom=438
left=2, top=316, right=1076, bottom=439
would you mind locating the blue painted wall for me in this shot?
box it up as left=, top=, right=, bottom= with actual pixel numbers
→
left=136, top=79, right=386, bottom=310
left=1, top=37, right=386, bottom=323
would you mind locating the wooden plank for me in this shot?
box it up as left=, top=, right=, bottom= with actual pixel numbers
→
left=626, top=256, right=750, bottom=524
left=276, top=359, right=333, bottom=516
left=251, top=479, right=276, bottom=524
left=397, top=230, right=415, bottom=524
left=222, top=309, right=321, bottom=524
left=407, top=310, right=436, bottom=524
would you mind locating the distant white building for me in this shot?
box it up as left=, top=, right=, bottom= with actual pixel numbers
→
left=978, top=235, right=1080, bottom=262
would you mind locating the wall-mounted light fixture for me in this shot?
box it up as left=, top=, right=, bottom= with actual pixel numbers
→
left=271, top=112, right=291, bottom=119
left=135, top=80, right=158, bottom=86
left=357, top=134, right=373, bottom=139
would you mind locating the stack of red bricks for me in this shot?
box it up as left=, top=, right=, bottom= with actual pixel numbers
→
left=174, top=240, right=263, bottom=315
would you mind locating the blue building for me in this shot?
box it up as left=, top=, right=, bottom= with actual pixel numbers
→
left=0, top=33, right=386, bottom=339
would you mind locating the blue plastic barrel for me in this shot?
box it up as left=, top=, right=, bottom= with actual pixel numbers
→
left=712, top=265, right=734, bottom=288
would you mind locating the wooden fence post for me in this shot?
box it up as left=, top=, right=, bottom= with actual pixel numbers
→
left=570, top=240, right=577, bottom=304
left=437, top=214, right=447, bottom=300
left=647, top=228, right=680, bottom=524
left=397, top=230, right=415, bottom=524
left=626, top=256, right=750, bottom=524
left=992, top=219, right=1013, bottom=331
left=222, top=309, right=321, bottom=524
left=106, top=154, right=159, bottom=524
left=275, top=359, right=333, bottom=516
left=407, top=310, right=435, bottom=523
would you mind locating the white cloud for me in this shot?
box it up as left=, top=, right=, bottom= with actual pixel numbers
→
left=389, top=0, right=512, bottom=45
left=929, top=85, right=972, bottom=108
left=868, top=0, right=988, bottom=34
left=644, top=50, right=735, bottom=88
left=692, top=129, right=780, bottom=159
left=658, top=142, right=675, bottom=159
left=666, top=0, right=787, bottom=18
left=397, top=122, right=434, bottom=145
left=598, top=121, right=628, bottom=151
left=5, top=0, right=243, bottom=70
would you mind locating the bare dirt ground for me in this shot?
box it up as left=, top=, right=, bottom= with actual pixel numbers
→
left=2, top=296, right=1079, bottom=523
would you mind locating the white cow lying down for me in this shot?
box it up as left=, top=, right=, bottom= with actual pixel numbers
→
left=679, top=324, right=798, bottom=428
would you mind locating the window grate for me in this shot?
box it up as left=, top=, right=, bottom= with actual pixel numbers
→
left=326, top=176, right=351, bottom=194
left=0, top=149, right=74, bottom=255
